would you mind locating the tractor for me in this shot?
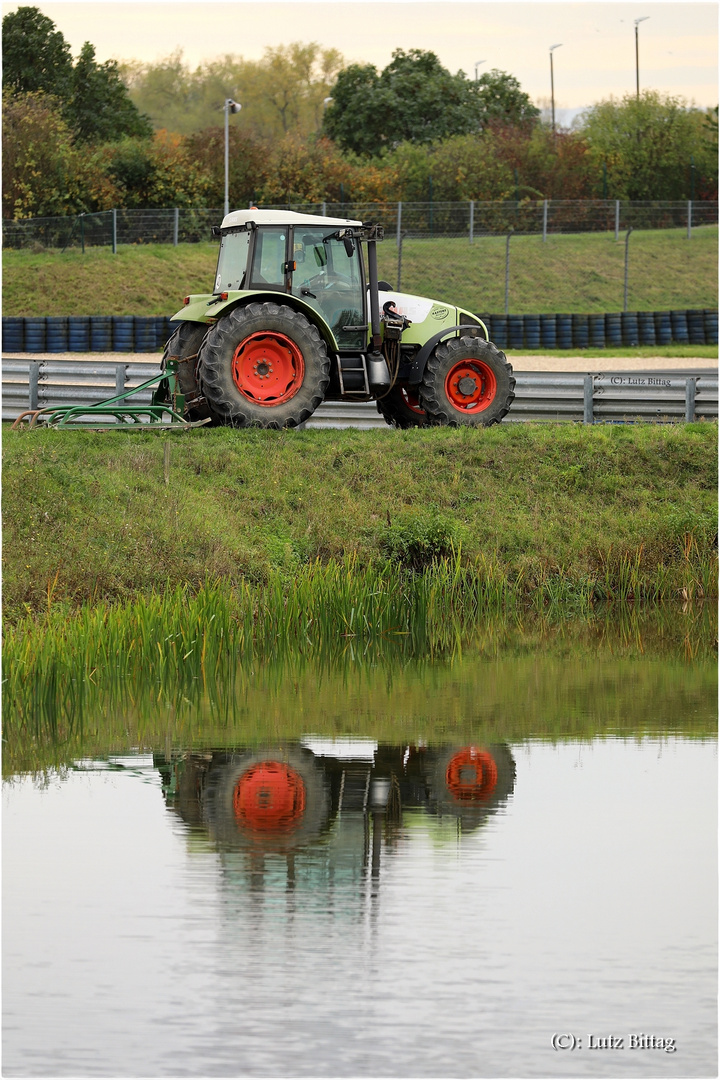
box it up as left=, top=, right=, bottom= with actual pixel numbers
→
left=159, top=208, right=515, bottom=429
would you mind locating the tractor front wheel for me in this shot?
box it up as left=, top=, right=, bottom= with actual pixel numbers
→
left=199, top=302, right=330, bottom=428
left=420, top=336, right=515, bottom=427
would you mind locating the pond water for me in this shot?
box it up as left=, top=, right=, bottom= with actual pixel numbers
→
left=3, top=626, right=717, bottom=1078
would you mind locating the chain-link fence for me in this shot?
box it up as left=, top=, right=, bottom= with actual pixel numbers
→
left=3, top=200, right=718, bottom=250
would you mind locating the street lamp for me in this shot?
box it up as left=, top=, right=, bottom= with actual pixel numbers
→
left=634, top=17, right=649, bottom=99
left=549, top=44, right=562, bottom=134
left=474, top=59, right=486, bottom=81
left=223, top=98, right=242, bottom=218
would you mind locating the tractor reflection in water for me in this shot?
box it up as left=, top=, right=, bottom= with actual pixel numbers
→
left=155, top=742, right=516, bottom=897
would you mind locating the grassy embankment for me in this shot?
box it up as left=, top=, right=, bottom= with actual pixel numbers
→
left=3, top=226, right=718, bottom=326
left=4, top=423, right=716, bottom=752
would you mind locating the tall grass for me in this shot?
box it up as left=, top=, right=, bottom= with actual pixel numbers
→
left=4, top=554, right=717, bottom=744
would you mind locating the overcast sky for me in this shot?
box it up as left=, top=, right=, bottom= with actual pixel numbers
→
left=3, top=1, right=717, bottom=120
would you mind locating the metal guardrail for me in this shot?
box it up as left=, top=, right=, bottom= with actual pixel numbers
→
left=2, top=359, right=718, bottom=427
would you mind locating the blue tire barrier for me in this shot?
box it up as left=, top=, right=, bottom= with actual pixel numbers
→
left=2, top=316, right=24, bottom=351
left=24, top=317, right=46, bottom=352
left=524, top=314, right=541, bottom=349
left=154, top=315, right=171, bottom=348
left=670, top=310, right=689, bottom=345
left=572, top=314, right=589, bottom=349
left=621, top=312, right=639, bottom=347
left=556, top=314, right=573, bottom=349
left=637, top=311, right=656, bottom=346
left=90, top=316, right=113, bottom=351
left=539, top=314, right=557, bottom=349
left=490, top=315, right=508, bottom=348
left=588, top=314, right=605, bottom=348
left=67, top=316, right=90, bottom=352
left=704, top=309, right=718, bottom=346
left=134, top=316, right=157, bottom=352
left=508, top=314, right=524, bottom=349
left=112, top=315, right=135, bottom=352
left=686, top=310, right=706, bottom=345
left=45, top=315, right=69, bottom=352
left=654, top=311, right=672, bottom=345
left=605, top=313, right=622, bottom=347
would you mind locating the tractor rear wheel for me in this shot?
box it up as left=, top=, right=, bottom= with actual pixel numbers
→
left=199, top=302, right=330, bottom=428
left=420, top=336, right=515, bottom=427
left=376, top=386, right=428, bottom=428
left=162, top=321, right=212, bottom=422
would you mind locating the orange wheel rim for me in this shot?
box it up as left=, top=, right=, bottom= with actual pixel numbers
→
left=233, top=761, right=306, bottom=830
left=445, top=360, right=497, bottom=412
left=232, top=331, right=305, bottom=405
left=402, top=388, right=425, bottom=415
left=446, top=747, right=498, bottom=802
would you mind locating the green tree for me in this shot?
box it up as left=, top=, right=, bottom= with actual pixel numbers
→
left=66, top=42, right=152, bottom=143
left=1, top=90, right=82, bottom=217
left=324, top=49, right=483, bottom=156
left=580, top=91, right=716, bottom=199
left=2, top=6, right=72, bottom=97
left=475, top=70, right=541, bottom=129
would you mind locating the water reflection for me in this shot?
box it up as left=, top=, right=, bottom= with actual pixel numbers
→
left=156, top=741, right=516, bottom=899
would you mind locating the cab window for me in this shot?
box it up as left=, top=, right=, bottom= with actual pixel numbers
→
left=249, top=228, right=287, bottom=288
left=291, top=228, right=365, bottom=348
left=214, top=230, right=250, bottom=291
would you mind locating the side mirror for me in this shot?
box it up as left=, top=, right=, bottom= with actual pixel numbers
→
left=343, top=236, right=355, bottom=257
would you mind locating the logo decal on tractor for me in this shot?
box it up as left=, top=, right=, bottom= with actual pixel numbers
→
left=431, top=307, right=449, bottom=320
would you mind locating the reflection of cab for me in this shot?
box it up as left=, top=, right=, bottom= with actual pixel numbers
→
left=156, top=741, right=516, bottom=857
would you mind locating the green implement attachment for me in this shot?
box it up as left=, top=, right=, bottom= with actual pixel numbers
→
left=12, top=361, right=210, bottom=431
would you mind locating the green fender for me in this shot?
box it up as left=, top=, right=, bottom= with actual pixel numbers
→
left=170, top=291, right=343, bottom=354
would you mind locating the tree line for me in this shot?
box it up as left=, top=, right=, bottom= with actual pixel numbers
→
left=2, top=6, right=717, bottom=221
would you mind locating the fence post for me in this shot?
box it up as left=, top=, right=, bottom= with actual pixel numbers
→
left=79, top=213, right=85, bottom=254
left=505, top=232, right=511, bottom=315
left=687, top=200, right=692, bottom=240
left=396, top=202, right=402, bottom=248
left=542, top=199, right=548, bottom=242
left=469, top=200, right=474, bottom=244
left=397, top=232, right=404, bottom=292
left=623, top=227, right=633, bottom=311
left=115, top=364, right=126, bottom=399
left=321, top=202, right=326, bottom=217
left=112, top=209, right=117, bottom=254
left=583, top=375, right=594, bottom=424
left=173, top=208, right=179, bottom=246
left=29, top=362, right=40, bottom=411
left=685, top=377, right=696, bottom=422
left=615, top=200, right=620, bottom=242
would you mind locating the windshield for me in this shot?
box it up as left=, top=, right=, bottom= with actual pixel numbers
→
left=214, top=230, right=250, bottom=291
left=291, top=228, right=365, bottom=348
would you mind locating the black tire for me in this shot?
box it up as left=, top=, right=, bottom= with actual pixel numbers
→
left=376, top=385, right=428, bottom=429
left=420, top=336, right=515, bottom=427
left=198, top=302, right=330, bottom=429
left=203, top=748, right=331, bottom=853
left=161, top=320, right=212, bottom=422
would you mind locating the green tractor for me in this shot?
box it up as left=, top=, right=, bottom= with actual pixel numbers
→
left=160, top=208, right=515, bottom=429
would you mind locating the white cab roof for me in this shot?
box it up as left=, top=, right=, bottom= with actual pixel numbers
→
left=221, top=208, right=362, bottom=230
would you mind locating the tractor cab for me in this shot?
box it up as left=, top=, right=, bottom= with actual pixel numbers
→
left=212, top=209, right=369, bottom=351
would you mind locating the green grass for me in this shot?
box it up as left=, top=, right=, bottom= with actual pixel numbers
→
left=3, top=423, right=717, bottom=622
left=2, top=226, right=717, bottom=317
left=3, top=596, right=717, bottom=778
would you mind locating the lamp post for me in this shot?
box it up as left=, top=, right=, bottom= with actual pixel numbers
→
left=223, top=98, right=242, bottom=218
left=474, top=59, right=486, bottom=81
left=634, top=17, right=649, bottom=98
left=549, top=44, right=562, bottom=134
